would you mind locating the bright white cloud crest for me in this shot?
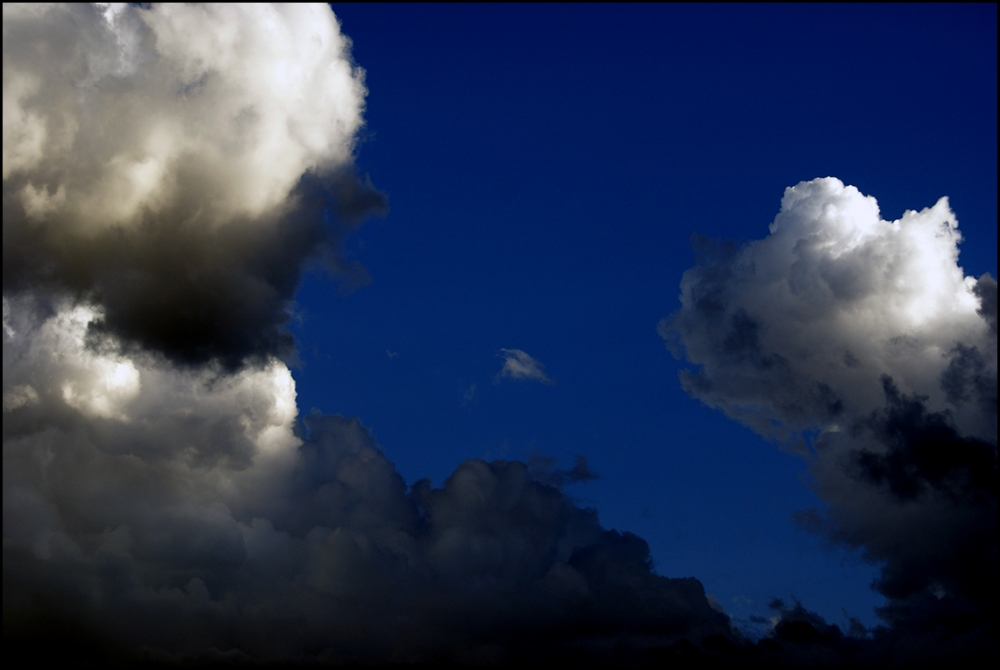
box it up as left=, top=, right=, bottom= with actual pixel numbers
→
left=3, top=3, right=365, bottom=229
left=662, top=177, right=995, bottom=442
left=3, top=3, right=386, bottom=368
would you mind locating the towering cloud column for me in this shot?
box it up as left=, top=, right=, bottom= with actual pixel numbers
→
left=662, top=177, right=997, bottom=657
left=3, top=3, right=380, bottom=368
left=4, top=6, right=733, bottom=663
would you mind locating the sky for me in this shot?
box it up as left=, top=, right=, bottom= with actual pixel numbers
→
left=3, top=3, right=996, bottom=667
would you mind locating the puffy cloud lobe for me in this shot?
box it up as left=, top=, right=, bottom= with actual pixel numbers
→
left=2, top=4, right=385, bottom=369
left=662, top=178, right=997, bottom=658
left=3, top=3, right=362, bottom=222
left=661, top=177, right=993, bottom=442
left=497, top=348, right=554, bottom=384
left=2, top=298, right=732, bottom=663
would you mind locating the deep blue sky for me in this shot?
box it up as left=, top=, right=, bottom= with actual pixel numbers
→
left=289, top=4, right=997, bottom=632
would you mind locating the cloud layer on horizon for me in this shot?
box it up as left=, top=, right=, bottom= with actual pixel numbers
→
left=2, top=297, right=733, bottom=663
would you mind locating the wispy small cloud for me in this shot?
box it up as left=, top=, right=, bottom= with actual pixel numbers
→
left=496, top=348, right=553, bottom=384
left=527, top=453, right=598, bottom=488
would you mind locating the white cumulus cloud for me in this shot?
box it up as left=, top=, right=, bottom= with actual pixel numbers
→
left=661, top=177, right=996, bottom=647
left=3, top=2, right=385, bottom=368
left=661, top=177, right=994, bottom=443
left=497, top=348, right=554, bottom=384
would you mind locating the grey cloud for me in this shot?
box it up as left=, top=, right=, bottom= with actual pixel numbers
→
left=2, top=7, right=736, bottom=663
left=663, top=178, right=997, bottom=655
left=850, top=378, right=995, bottom=503
left=662, top=177, right=994, bottom=442
left=2, top=291, right=731, bottom=663
left=973, top=273, right=997, bottom=336
left=3, top=389, right=734, bottom=663
left=2, top=4, right=385, bottom=370
left=940, top=343, right=997, bottom=435
left=813, top=379, right=995, bottom=609
left=10, top=4, right=996, bottom=665
left=800, top=381, right=996, bottom=665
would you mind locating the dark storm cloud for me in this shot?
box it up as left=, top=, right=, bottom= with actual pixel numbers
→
left=941, top=343, right=997, bottom=423
left=973, top=273, right=998, bottom=336
left=663, top=177, right=997, bottom=662
left=3, top=400, right=735, bottom=664
left=850, top=377, right=995, bottom=502
left=5, top=169, right=384, bottom=369
left=4, top=9, right=735, bottom=662
left=807, top=381, right=996, bottom=658
left=2, top=4, right=385, bottom=369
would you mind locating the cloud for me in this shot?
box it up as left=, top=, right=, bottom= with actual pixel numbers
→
left=2, top=6, right=733, bottom=663
left=662, top=177, right=997, bottom=659
left=661, top=177, right=994, bottom=443
left=8, top=5, right=990, bottom=665
left=528, top=453, right=600, bottom=488
left=496, top=348, right=554, bottom=384
left=2, top=300, right=733, bottom=662
left=2, top=3, right=385, bottom=370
